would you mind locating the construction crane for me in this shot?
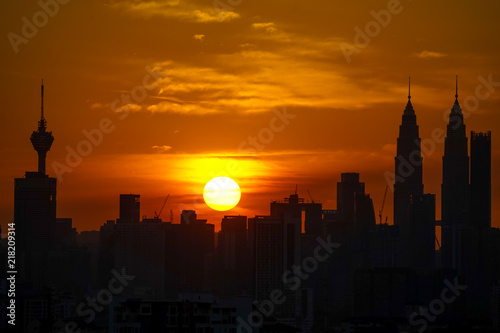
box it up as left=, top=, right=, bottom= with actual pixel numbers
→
left=378, top=185, right=388, bottom=224
left=307, top=188, right=315, bottom=203
left=154, top=194, right=170, bottom=220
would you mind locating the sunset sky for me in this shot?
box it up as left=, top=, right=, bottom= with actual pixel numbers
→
left=1, top=0, right=499, bottom=233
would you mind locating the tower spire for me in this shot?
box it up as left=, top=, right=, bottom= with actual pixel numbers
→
left=404, top=77, right=414, bottom=115
left=41, top=79, right=44, bottom=121
left=408, top=76, right=411, bottom=100
left=455, top=75, right=458, bottom=101
left=38, top=79, right=47, bottom=130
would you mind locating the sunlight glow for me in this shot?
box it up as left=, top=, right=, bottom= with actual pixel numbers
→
left=203, top=177, right=241, bottom=211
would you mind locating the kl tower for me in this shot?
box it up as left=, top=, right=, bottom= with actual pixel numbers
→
left=30, top=80, right=54, bottom=175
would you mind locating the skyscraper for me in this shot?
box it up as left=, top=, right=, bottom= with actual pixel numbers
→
left=441, top=77, right=470, bottom=270
left=470, top=131, right=491, bottom=229
left=15, top=82, right=56, bottom=284
left=114, top=218, right=166, bottom=298
left=217, top=215, right=250, bottom=296
left=118, top=194, right=140, bottom=224
left=408, top=194, right=435, bottom=270
left=253, top=193, right=306, bottom=329
left=393, top=78, right=424, bottom=266
left=337, top=173, right=365, bottom=226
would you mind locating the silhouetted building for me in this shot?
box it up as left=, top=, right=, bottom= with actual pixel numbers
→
left=270, top=191, right=323, bottom=237
left=252, top=192, right=322, bottom=331
left=337, top=173, right=365, bottom=227
left=180, top=209, right=198, bottom=225
left=111, top=293, right=254, bottom=332
left=354, top=193, right=376, bottom=235
left=442, top=79, right=470, bottom=270
left=491, top=283, right=500, bottom=331
left=217, top=215, right=251, bottom=296
left=15, top=82, right=56, bottom=286
left=408, top=194, right=435, bottom=270
left=114, top=218, right=165, bottom=298
left=98, top=196, right=167, bottom=297
left=470, top=131, right=491, bottom=229
left=97, top=219, right=116, bottom=287
left=370, top=223, right=398, bottom=267
left=54, top=218, right=77, bottom=246
left=164, top=211, right=215, bottom=297
left=252, top=214, right=291, bottom=315
left=335, top=173, right=375, bottom=243
left=354, top=267, right=413, bottom=318
left=393, top=80, right=424, bottom=267
left=351, top=193, right=376, bottom=270
left=253, top=209, right=302, bottom=328
left=118, top=194, right=140, bottom=224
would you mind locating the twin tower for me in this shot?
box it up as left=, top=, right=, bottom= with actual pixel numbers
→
left=394, top=77, right=491, bottom=270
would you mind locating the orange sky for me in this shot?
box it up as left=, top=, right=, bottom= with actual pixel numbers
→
left=1, top=0, right=499, bottom=233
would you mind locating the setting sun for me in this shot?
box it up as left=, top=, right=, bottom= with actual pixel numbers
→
left=203, top=177, right=241, bottom=211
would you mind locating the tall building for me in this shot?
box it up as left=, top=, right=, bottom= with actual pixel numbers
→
left=118, top=194, right=140, bottom=224
left=252, top=214, right=302, bottom=328
left=408, top=194, right=435, bottom=270
left=270, top=191, right=323, bottom=237
left=337, top=173, right=365, bottom=227
left=441, top=78, right=470, bottom=270
left=164, top=210, right=215, bottom=296
left=351, top=192, right=376, bottom=270
left=393, top=78, right=424, bottom=266
left=470, top=131, right=491, bottom=229
left=114, top=219, right=166, bottom=298
left=469, top=131, right=493, bottom=321
left=217, top=215, right=250, bottom=296
left=15, top=82, right=56, bottom=284
left=336, top=173, right=375, bottom=243
left=253, top=193, right=315, bottom=330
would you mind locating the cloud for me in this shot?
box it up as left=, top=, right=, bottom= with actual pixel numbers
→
left=193, top=34, right=205, bottom=41
left=90, top=25, right=421, bottom=117
left=137, top=44, right=405, bottom=115
left=90, top=103, right=105, bottom=109
left=239, top=43, right=254, bottom=48
left=252, top=22, right=277, bottom=33
left=147, top=101, right=219, bottom=115
left=382, top=143, right=396, bottom=152
left=415, top=50, right=447, bottom=58
left=152, top=145, right=172, bottom=153
left=110, top=0, right=239, bottom=23
left=114, top=103, right=142, bottom=113
left=192, top=9, right=239, bottom=23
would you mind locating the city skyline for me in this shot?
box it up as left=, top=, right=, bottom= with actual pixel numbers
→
left=1, top=0, right=499, bottom=235
left=3, top=1, right=500, bottom=331
left=1, top=77, right=497, bottom=233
